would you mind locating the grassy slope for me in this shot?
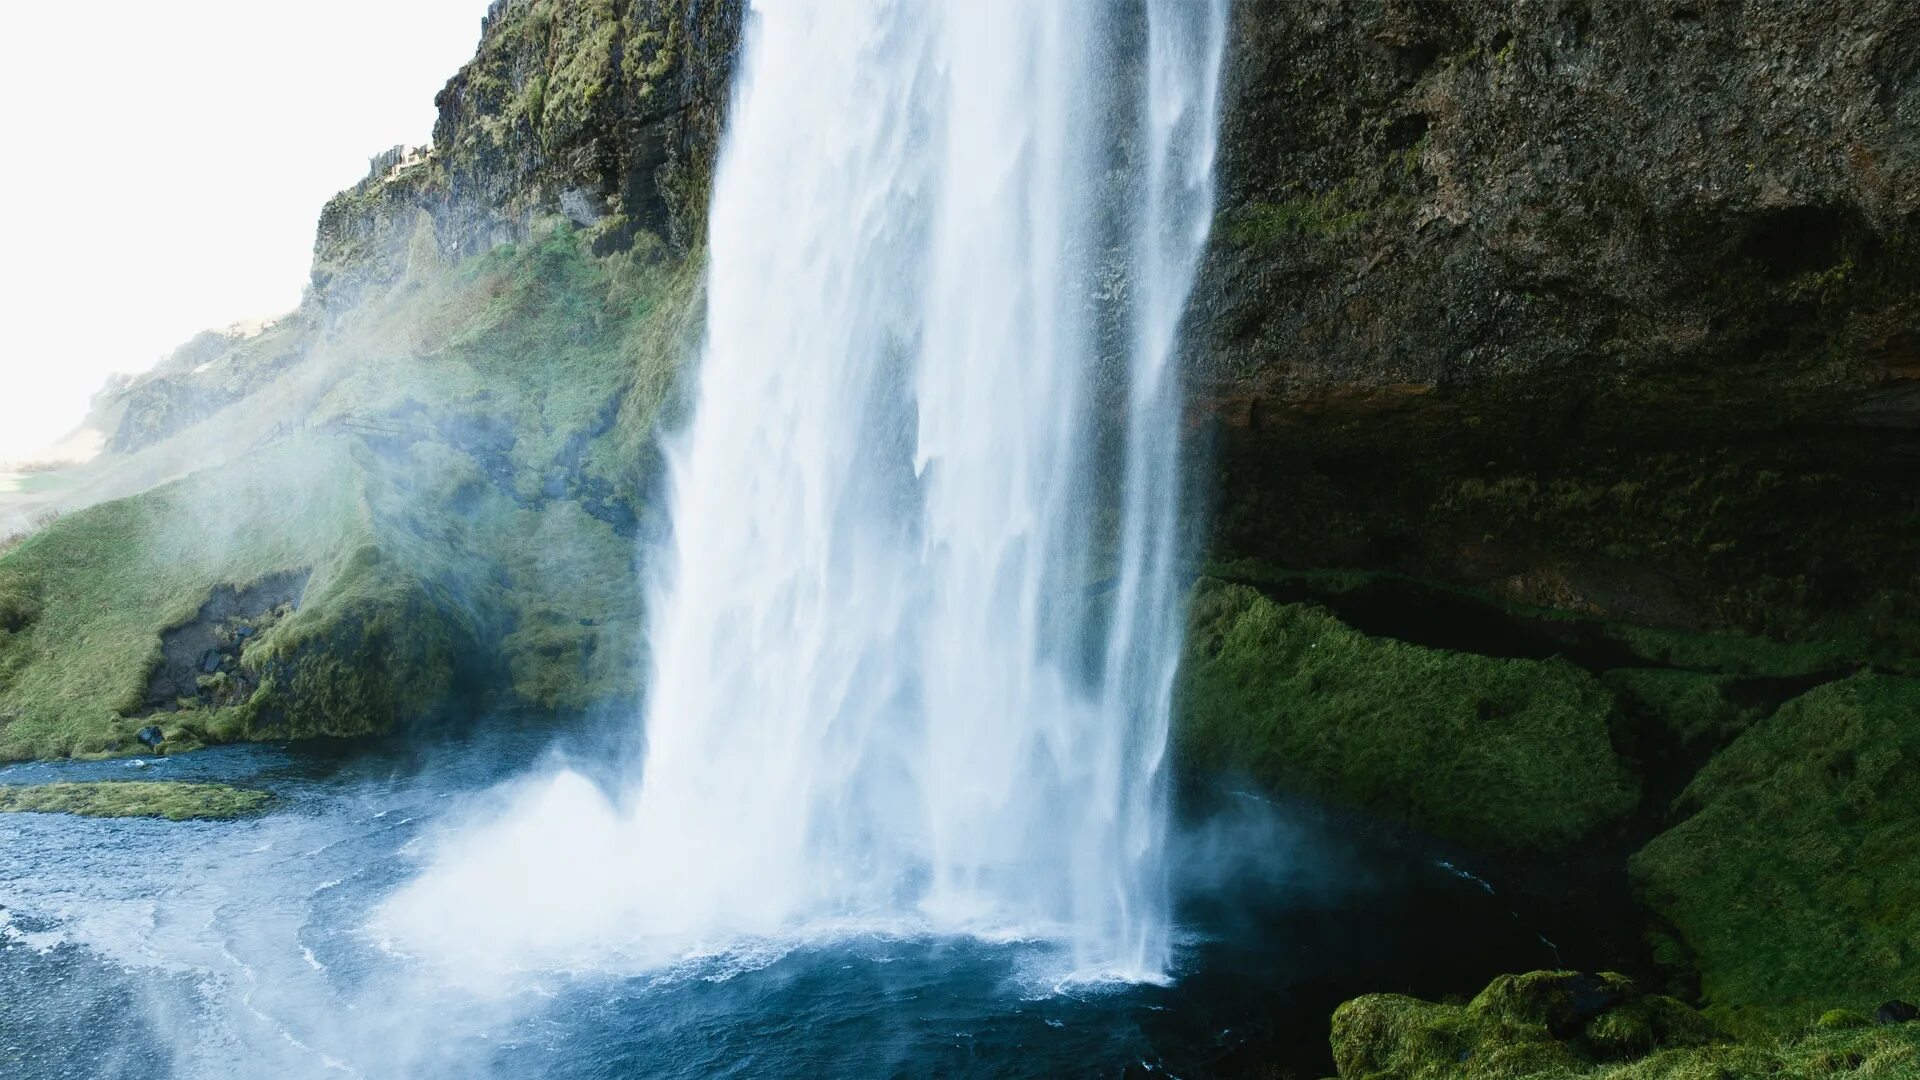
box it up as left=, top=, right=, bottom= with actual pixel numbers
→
left=1182, top=563, right=1920, bottom=1038
left=0, top=439, right=368, bottom=758
left=1630, top=674, right=1920, bottom=1036
left=0, top=222, right=699, bottom=760
left=1177, top=577, right=1637, bottom=853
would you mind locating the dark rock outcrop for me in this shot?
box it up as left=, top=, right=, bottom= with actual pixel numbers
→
left=1200, top=0, right=1918, bottom=409
left=311, top=0, right=743, bottom=309
left=1194, top=0, right=1920, bottom=645
left=142, top=571, right=310, bottom=715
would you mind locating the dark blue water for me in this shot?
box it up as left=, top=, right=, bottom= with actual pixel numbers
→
left=0, top=732, right=1578, bottom=1079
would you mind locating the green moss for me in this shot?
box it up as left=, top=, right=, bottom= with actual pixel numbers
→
left=237, top=542, right=480, bottom=739
left=1330, top=971, right=1920, bottom=1079
left=1816, top=1009, right=1873, bottom=1031
left=0, top=781, right=270, bottom=820
left=1608, top=624, right=1858, bottom=680
left=1629, top=674, right=1920, bottom=1036
left=0, top=439, right=367, bottom=760
left=1176, top=579, right=1636, bottom=852
left=1227, top=191, right=1370, bottom=247
left=1600, top=668, right=1753, bottom=750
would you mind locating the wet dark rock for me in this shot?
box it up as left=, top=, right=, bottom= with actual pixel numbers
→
left=1196, top=0, right=1920, bottom=643
left=1876, top=1000, right=1919, bottom=1024
left=141, top=571, right=311, bottom=716
left=310, top=0, right=746, bottom=309
left=135, top=726, right=164, bottom=748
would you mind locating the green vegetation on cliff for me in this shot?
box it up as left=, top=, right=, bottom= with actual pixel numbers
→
left=0, top=223, right=701, bottom=761
left=1330, top=971, right=1920, bottom=1080
left=1176, top=578, right=1636, bottom=853
left=0, top=781, right=270, bottom=820
left=1630, top=674, right=1920, bottom=1036
left=0, top=441, right=367, bottom=759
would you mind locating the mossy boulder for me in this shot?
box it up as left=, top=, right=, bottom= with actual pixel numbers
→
left=1629, top=674, right=1920, bottom=1036
left=1330, top=971, right=1920, bottom=1079
left=1332, top=971, right=1719, bottom=1078
left=1176, top=578, right=1636, bottom=853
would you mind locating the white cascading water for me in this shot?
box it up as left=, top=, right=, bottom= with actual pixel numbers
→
left=381, top=0, right=1226, bottom=983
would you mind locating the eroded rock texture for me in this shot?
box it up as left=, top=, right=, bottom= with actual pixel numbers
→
left=1195, top=0, right=1920, bottom=642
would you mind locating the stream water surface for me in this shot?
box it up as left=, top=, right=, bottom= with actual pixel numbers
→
left=1, top=732, right=1576, bottom=1079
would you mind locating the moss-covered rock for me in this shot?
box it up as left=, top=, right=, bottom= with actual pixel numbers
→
left=1330, top=971, right=1920, bottom=1079
left=309, top=0, right=742, bottom=309
left=1599, top=668, right=1755, bottom=755
left=1176, top=578, right=1636, bottom=853
left=1629, top=674, right=1920, bottom=1036
left=0, top=781, right=270, bottom=820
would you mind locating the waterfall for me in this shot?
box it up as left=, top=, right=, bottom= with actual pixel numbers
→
left=380, top=0, right=1227, bottom=984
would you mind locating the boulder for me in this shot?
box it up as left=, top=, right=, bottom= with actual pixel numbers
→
left=1876, top=1001, right=1919, bottom=1025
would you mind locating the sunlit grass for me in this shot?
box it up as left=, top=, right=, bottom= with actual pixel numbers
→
left=0, top=780, right=270, bottom=820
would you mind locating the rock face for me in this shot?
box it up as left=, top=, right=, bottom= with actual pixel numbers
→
left=312, top=0, right=742, bottom=308
left=1172, top=3, right=1920, bottom=1045
left=141, top=571, right=308, bottom=714
left=1202, top=0, right=1918, bottom=403
left=1195, top=0, right=1920, bottom=644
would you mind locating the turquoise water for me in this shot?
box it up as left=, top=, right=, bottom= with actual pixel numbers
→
left=0, top=732, right=1574, bottom=1078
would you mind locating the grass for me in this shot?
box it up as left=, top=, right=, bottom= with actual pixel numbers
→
left=1179, top=562, right=1920, bottom=1033
left=1330, top=970, right=1920, bottom=1079
left=0, top=781, right=270, bottom=820
left=1628, top=673, right=1920, bottom=1037
left=1176, top=578, right=1637, bottom=853
left=1600, top=668, right=1755, bottom=750
left=0, top=221, right=700, bottom=761
left=0, top=438, right=369, bottom=760
left=1607, top=623, right=1861, bottom=680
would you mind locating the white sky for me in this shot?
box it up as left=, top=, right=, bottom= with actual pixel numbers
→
left=0, top=0, right=493, bottom=463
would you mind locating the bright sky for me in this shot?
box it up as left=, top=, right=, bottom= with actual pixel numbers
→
left=0, top=0, right=493, bottom=463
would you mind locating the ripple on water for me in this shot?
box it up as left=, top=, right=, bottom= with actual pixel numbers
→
left=1, top=739, right=1583, bottom=1079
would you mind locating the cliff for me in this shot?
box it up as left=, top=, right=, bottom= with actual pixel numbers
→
left=312, top=0, right=741, bottom=308
left=1198, top=0, right=1920, bottom=642
left=1181, top=0, right=1920, bottom=1047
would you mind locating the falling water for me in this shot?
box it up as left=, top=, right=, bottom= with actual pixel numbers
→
left=382, top=0, right=1227, bottom=983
